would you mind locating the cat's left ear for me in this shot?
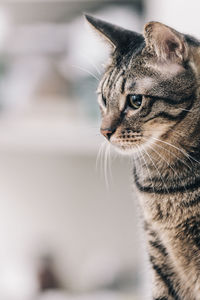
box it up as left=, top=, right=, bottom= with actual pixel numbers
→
left=144, top=21, right=188, bottom=63
left=85, top=14, right=143, bottom=51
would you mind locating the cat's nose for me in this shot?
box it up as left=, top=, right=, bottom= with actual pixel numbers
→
left=100, top=128, right=115, bottom=140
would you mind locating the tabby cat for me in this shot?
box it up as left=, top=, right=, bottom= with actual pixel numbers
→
left=85, top=15, right=200, bottom=299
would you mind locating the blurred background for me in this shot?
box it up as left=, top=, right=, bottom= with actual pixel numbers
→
left=0, top=1, right=198, bottom=300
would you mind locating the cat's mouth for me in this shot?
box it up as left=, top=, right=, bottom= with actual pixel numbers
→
left=110, top=135, right=144, bottom=154
left=108, top=128, right=160, bottom=155
left=101, top=124, right=162, bottom=154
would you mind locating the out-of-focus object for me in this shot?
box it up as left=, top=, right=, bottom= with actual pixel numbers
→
left=37, top=290, right=137, bottom=300
left=0, top=2, right=144, bottom=300
left=38, top=255, right=60, bottom=292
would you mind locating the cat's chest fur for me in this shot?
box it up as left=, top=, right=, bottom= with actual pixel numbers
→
left=134, top=185, right=180, bottom=227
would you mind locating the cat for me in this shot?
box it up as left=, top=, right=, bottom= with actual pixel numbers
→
left=85, top=14, right=200, bottom=300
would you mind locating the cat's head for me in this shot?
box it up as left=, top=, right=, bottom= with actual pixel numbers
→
left=85, top=15, right=200, bottom=155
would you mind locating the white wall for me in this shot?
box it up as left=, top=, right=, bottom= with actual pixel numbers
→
left=145, top=0, right=200, bottom=36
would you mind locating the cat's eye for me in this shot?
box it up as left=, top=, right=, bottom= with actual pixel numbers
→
left=127, top=94, right=143, bottom=109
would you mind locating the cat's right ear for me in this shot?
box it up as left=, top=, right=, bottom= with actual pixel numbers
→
left=85, top=14, right=143, bottom=51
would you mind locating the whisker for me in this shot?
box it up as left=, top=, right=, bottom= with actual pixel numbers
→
left=81, top=53, right=102, bottom=75
left=143, top=136, right=192, bottom=171
left=141, top=145, right=169, bottom=194
left=150, top=137, right=194, bottom=166
left=152, top=136, right=200, bottom=167
left=71, top=65, right=100, bottom=81
left=96, top=141, right=106, bottom=176
left=137, top=145, right=155, bottom=193
left=104, top=143, right=111, bottom=189
left=147, top=143, right=187, bottom=193
left=143, top=128, right=200, bottom=166
left=177, top=108, right=193, bottom=112
left=108, top=143, right=113, bottom=183
left=176, top=106, right=200, bottom=112
left=135, top=146, right=145, bottom=183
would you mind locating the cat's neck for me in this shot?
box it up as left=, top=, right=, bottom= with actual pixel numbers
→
left=133, top=144, right=200, bottom=195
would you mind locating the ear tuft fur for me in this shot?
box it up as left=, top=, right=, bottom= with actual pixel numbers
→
left=144, top=21, right=188, bottom=63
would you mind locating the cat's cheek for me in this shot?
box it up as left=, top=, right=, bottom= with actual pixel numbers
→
left=143, top=120, right=174, bottom=141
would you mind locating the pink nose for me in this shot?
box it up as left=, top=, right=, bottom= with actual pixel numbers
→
left=100, top=128, right=114, bottom=140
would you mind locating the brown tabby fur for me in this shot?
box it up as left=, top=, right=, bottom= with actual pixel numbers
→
left=86, top=15, right=200, bottom=299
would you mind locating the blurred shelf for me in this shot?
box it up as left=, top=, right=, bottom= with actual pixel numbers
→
left=0, top=1, right=143, bottom=25
left=37, top=290, right=140, bottom=300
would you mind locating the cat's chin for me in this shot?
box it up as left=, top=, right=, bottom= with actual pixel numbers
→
left=111, top=143, right=140, bottom=156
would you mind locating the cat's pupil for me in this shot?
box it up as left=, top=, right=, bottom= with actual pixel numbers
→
left=127, top=94, right=142, bottom=109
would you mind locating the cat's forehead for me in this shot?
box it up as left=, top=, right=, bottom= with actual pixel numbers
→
left=103, top=55, right=179, bottom=93
left=101, top=54, right=153, bottom=92
left=116, top=51, right=185, bottom=83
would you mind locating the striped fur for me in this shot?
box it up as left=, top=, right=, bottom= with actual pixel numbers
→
left=86, top=16, right=200, bottom=299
